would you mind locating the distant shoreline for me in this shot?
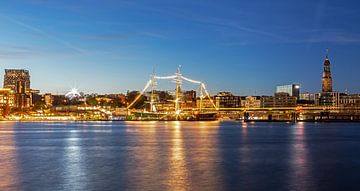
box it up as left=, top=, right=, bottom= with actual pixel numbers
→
left=1, top=119, right=360, bottom=123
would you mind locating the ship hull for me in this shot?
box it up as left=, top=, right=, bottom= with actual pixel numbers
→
left=129, top=112, right=218, bottom=121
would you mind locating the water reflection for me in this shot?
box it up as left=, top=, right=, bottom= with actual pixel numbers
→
left=165, top=121, right=222, bottom=190
left=166, top=121, right=190, bottom=191
left=1, top=121, right=358, bottom=190
left=122, top=121, right=165, bottom=190
left=63, top=129, right=87, bottom=190
left=288, top=122, right=313, bottom=190
left=0, top=122, right=19, bottom=190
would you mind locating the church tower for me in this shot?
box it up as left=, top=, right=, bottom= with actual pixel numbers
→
left=322, top=49, right=333, bottom=92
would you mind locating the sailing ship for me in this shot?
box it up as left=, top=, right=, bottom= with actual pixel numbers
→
left=129, top=67, right=218, bottom=121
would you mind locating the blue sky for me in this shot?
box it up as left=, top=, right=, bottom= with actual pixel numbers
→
left=0, top=0, right=359, bottom=95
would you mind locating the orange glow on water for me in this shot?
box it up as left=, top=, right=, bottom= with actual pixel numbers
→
left=0, top=122, right=18, bottom=190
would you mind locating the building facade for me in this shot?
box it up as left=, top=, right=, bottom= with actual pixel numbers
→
left=274, top=92, right=297, bottom=107
left=0, top=88, right=15, bottom=116
left=316, top=51, right=339, bottom=106
left=213, top=92, right=241, bottom=108
left=339, top=94, right=360, bottom=107
left=276, top=84, right=300, bottom=98
left=3, top=69, right=32, bottom=108
left=4, top=69, right=31, bottom=92
left=241, top=96, right=261, bottom=108
left=260, top=93, right=297, bottom=108
left=322, top=51, right=332, bottom=93
left=315, top=92, right=341, bottom=106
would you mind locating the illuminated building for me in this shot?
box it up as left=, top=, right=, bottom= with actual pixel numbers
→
left=196, top=97, right=214, bottom=109
left=298, top=92, right=315, bottom=105
left=0, top=88, right=15, bottom=115
left=316, top=92, right=360, bottom=107
left=43, top=93, right=53, bottom=106
left=260, top=96, right=274, bottom=108
left=260, top=93, right=297, bottom=108
left=322, top=50, right=333, bottom=92
left=213, top=92, right=240, bottom=108
left=3, top=69, right=30, bottom=92
left=299, top=92, right=315, bottom=101
left=3, top=69, right=32, bottom=108
left=315, top=92, right=341, bottom=106
left=316, top=51, right=339, bottom=106
left=274, top=92, right=297, bottom=107
left=182, top=90, right=197, bottom=108
left=276, top=84, right=300, bottom=98
left=241, top=96, right=261, bottom=108
left=339, top=94, right=360, bottom=107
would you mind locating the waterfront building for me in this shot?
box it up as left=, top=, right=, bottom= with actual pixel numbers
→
left=322, top=50, right=333, bottom=93
left=260, top=96, right=275, bottom=108
left=315, top=92, right=341, bottom=106
left=276, top=84, right=300, bottom=98
left=3, top=69, right=31, bottom=92
left=316, top=51, right=341, bottom=106
left=3, top=69, right=33, bottom=108
left=182, top=90, right=197, bottom=108
left=43, top=93, right=53, bottom=106
left=274, top=92, right=297, bottom=107
left=339, top=94, right=360, bottom=107
left=298, top=92, right=315, bottom=105
left=299, top=92, right=315, bottom=101
left=0, top=88, right=15, bottom=116
left=196, top=97, right=215, bottom=109
left=213, top=92, right=241, bottom=108
left=241, top=96, right=261, bottom=108
left=260, top=93, right=297, bottom=108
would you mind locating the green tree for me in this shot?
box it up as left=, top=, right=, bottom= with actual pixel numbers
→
left=86, top=97, right=98, bottom=106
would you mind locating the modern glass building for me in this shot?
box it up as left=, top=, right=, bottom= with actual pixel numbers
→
left=276, top=84, right=300, bottom=98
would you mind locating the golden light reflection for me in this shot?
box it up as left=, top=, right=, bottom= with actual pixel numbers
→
left=193, top=121, right=222, bottom=190
left=240, top=122, right=250, bottom=164
left=173, top=121, right=181, bottom=130
left=289, top=123, right=313, bottom=190
left=122, top=121, right=161, bottom=190
left=0, top=122, right=19, bottom=190
left=166, top=122, right=189, bottom=191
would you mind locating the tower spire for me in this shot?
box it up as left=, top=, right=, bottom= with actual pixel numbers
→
left=322, top=49, right=332, bottom=92
left=326, top=49, right=329, bottom=59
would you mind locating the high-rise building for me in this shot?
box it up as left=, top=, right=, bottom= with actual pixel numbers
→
left=3, top=69, right=31, bottom=108
left=322, top=50, right=332, bottom=92
left=4, top=69, right=30, bottom=93
left=276, top=84, right=300, bottom=98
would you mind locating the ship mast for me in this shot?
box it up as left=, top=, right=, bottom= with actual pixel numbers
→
left=150, top=69, right=156, bottom=112
left=174, top=65, right=182, bottom=114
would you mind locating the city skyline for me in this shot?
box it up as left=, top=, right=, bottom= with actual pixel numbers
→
left=0, top=1, right=360, bottom=95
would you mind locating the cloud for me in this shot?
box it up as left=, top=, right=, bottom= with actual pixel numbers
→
left=0, top=13, right=86, bottom=54
left=0, top=45, right=33, bottom=59
left=278, top=30, right=360, bottom=44
left=81, top=31, right=166, bottom=41
left=82, top=33, right=129, bottom=40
